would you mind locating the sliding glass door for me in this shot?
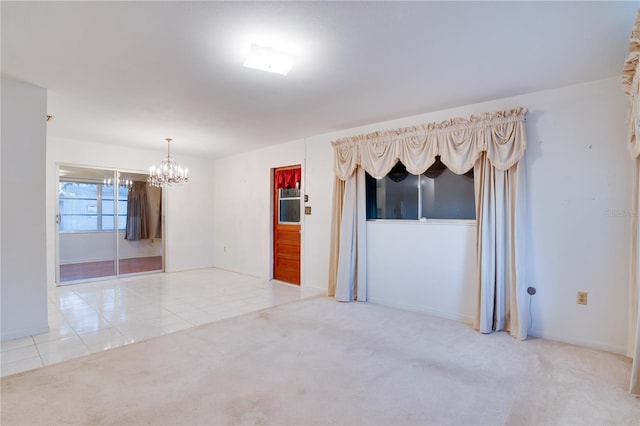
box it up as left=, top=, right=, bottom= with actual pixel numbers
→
left=117, top=173, right=163, bottom=277
left=57, top=165, right=163, bottom=285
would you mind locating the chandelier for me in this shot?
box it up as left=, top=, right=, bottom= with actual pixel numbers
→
left=148, top=138, right=189, bottom=187
left=103, top=176, right=132, bottom=189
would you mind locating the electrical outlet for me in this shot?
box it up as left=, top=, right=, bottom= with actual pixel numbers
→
left=577, top=291, right=588, bottom=305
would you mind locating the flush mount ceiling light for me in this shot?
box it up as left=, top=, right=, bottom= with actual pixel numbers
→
left=243, top=44, right=296, bottom=76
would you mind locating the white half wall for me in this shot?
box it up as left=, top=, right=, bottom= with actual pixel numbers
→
left=215, top=76, right=632, bottom=354
left=47, top=138, right=215, bottom=282
left=367, top=221, right=476, bottom=323
left=1, top=78, right=49, bottom=340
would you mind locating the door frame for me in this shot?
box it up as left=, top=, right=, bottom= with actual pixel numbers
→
left=271, top=164, right=304, bottom=286
left=55, top=162, right=165, bottom=286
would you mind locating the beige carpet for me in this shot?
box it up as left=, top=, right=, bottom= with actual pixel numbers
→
left=1, top=297, right=639, bottom=425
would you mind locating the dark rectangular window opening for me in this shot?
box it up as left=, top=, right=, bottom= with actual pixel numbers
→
left=365, top=159, right=476, bottom=220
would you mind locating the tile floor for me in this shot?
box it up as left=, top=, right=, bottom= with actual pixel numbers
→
left=1, top=268, right=317, bottom=378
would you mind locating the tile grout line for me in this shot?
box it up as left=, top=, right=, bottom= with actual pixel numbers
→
left=6, top=270, right=302, bottom=377
left=32, top=336, right=45, bottom=367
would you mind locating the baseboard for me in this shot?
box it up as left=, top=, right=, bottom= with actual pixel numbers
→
left=301, top=284, right=328, bottom=296
left=181, top=265, right=261, bottom=278
left=1, top=325, right=50, bottom=342
left=365, top=300, right=627, bottom=355
left=527, top=328, right=627, bottom=356
left=61, top=255, right=162, bottom=265
left=60, top=257, right=113, bottom=265
left=367, top=297, right=475, bottom=326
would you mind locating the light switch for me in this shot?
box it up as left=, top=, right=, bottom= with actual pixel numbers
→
left=305, top=206, right=312, bottom=215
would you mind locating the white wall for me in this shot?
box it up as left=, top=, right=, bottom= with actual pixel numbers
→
left=118, top=234, right=162, bottom=260
left=215, top=77, right=632, bottom=354
left=1, top=78, right=49, bottom=340
left=47, top=138, right=215, bottom=282
left=212, top=140, right=305, bottom=280
left=59, top=232, right=162, bottom=264
left=521, top=79, right=631, bottom=353
left=302, top=134, right=336, bottom=291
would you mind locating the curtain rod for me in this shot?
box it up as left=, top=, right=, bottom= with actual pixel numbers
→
left=331, top=107, right=527, bottom=147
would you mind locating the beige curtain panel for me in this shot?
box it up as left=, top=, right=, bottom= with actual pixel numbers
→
left=125, top=181, right=150, bottom=241
left=473, top=153, right=527, bottom=339
left=328, top=177, right=345, bottom=297
left=333, top=167, right=367, bottom=302
left=623, top=9, right=640, bottom=161
left=622, top=8, right=640, bottom=397
left=329, top=108, right=529, bottom=340
left=630, top=158, right=640, bottom=396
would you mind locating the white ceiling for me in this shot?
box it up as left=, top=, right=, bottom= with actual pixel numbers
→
left=1, top=1, right=637, bottom=159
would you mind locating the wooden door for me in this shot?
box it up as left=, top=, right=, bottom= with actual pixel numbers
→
left=273, top=166, right=301, bottom=285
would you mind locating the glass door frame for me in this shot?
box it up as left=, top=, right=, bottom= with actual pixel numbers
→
left=55, top=163, right=163, bottom=286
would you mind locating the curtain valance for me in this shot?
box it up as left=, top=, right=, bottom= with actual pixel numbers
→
left=275, top=168, right=301, bottom=189
left=331, top=108, right=527, bottom=181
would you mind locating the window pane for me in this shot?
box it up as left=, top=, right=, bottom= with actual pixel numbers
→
left=118, top=186, right=129, bottom=201
left=365, top=162, right=418, bottom=220
left=59, top=182, right=98, bottom=199
left=60, top=198, right=98, bottom=215
left=279, top=200, right=300, bottom=223
left=103, top=183, right=114, bottom=196
left=365, top=160, right=475, bottom=221
left=118, top=201, right=127, bottom=215
left=279, top=188, right=300, bottom=223
left=102, top=199, right=114, bottom=215
left=102, top=215, right=115, bottom=230
left=117, top=215, right=127, bottom=230
left=421, top=168, right=476, bottom=219
left=59, top=182, right=99, bottom=231
left=60, top=215, right=98, bottom=231
left=101, top=215, right=126, bottom=230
